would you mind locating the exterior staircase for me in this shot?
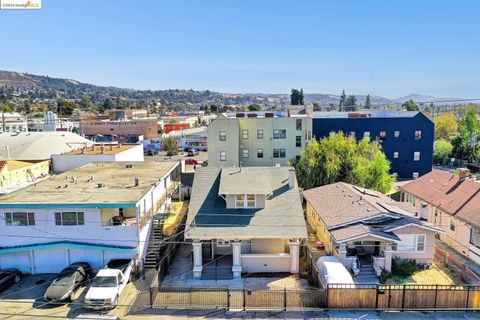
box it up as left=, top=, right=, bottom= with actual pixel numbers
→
left=355, top=264, right=378, bottom=284
left=144, top=220, right=164, bottom=269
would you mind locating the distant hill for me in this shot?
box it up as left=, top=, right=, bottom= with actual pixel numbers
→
left=0, top=70, right=463, bottom=107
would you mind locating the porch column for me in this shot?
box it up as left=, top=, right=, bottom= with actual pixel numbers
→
left=289, top=239, right=300, bottom=274
left=192, top=241, right=203, bottom=279
left=338, top=243, right=347, bottom=264
left=232, top=241, right=242, bottom=278
left=384, top=243, right=393, bottom=272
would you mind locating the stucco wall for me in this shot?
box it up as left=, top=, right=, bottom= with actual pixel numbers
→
left=250, top=238, right=288, bottom=254
left=392, top=225, right=436, bottom=263
left=241, top=254, right=291, bottom=273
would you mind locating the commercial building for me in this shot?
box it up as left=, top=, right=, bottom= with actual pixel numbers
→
left=30, top=111, right=75, bottom=132
left=0, top=112, right=28, bottom=133
left=0, top=131, right=93, bottom=161
left=312, top=111, right=434, bottom=179
left=207, top=110, right=312, bottom=167
left=0, top=161, right=181, bottom=274
left=399, top=169, right=480, bottom=265
left=185, top=166, right=307, bottom=279
left=51, top=143, right=144, bottom=173
left=303, top=182, right=441, bottom=278
left=80, top=118, right=160, bottom=143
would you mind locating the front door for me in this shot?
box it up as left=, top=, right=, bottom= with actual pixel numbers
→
left=374, top=241, right=380, bottom=256
left=202, top=241, right=213, bottom=261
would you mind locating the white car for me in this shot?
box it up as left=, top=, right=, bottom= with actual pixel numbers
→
left=84, top=259, right=133, bottom=310
left=316, top=256, right=354, bottom=286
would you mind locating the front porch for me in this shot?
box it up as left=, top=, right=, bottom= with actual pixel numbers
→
left=191, top=238, right=302, bottom=280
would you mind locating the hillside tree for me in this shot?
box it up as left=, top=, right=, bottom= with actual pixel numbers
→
left=402, top=99, right=419, bottom=111
left=365, top=94, right=372, bottom=109
left=339, top=90, right=346, bottom=111
left=434, top=112, right=458, bottom=139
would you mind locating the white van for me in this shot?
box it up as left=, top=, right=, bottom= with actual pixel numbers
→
left=315, top=256, right=354, bottom=285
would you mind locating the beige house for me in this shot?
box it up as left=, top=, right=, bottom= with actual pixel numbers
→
left=185, top=166, right=307, bottom=279
left=399, top=169, right=480, bottom=265
left=207, top=109, right=312, bottom=167
left=303, top=182, right=442, bottom=277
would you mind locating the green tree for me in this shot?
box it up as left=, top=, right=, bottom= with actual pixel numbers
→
left=433, top=139, right=453, bottom=165
left=344, top=95, right=357, bottom=111
left=56, top=99, right=76, bottom=116
left=162, top=137, right=178, bottom=155
left=451, top=109, right=480, bottom=162
left=339, top=90, right=346, bottom=111
left=0, top=102, right=14, bottom=113
left=365, top=94, right=372, bottom=109
left=402, top=99, right=419, bottom=111
left=103, top=98, right=115, bottom=110
left=434, top=112, right=458, bottom=139
left=290, top=89, right=303, bottom=105
left=312, top=102, right=321, bottom=111
left=290, top=132, right=394, bottom=193
left=248, top=104, right=262, bottom=111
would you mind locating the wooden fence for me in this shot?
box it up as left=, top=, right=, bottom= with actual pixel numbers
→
left=328, top=284, right=480, bottom=310
left=435, top=246, right=480, bottom=285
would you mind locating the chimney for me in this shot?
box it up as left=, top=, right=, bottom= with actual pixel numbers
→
left=134, top=177, right=139, bottom=187
left=459, top=168, right=470, bottom=181
left=288, top=168, right=296, bottom=189
left=100, top=144, right=105, bottom=154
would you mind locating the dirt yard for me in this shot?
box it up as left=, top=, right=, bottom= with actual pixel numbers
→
left=386, top=262, right=466, bottom=285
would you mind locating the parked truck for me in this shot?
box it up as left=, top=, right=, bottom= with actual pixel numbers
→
left=84, top=259, right=133, bottom=310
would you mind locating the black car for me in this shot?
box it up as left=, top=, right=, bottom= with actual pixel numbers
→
left=0, top=269, right=22, bottom=293
left=187, top=149, right=199, bottom=156
left=201, top=160, right=208, bottom=167
left=43, top=262, right=92, bottom=302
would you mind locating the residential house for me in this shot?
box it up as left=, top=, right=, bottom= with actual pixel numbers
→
left=207, top=110, right=312, bottom=167
left=312, top=111, right=434, bottom=179
left=399, top=169, right=480, bottom=265
left=185, top=167, right=307, bottom=279
left=303, top=182, right=442, bottom=275
left=0, top=161, right=181, bottom=274
left=51, top=143, right=144, bottom=173
left=0, top=112, right=28, bottom=133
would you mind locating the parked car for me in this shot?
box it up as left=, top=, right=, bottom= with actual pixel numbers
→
left=187, top=149, right=199, bottom=156
left=201, top=160, right=208, bottom=167
left=145, top=150, right=158, bottom=156
left=43, top=262, right=92, bottom=302
left=84, top=259, right=133, bottom=310
left=0, top=269, right=21, bottom=293
left=185, top=158, right=198, bottom=165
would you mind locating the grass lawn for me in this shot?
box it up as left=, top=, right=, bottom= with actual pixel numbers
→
left=384, top=262, right=466, bottom=285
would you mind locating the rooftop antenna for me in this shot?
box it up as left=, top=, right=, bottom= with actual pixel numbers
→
left=239, top=161, right=242, bottom=173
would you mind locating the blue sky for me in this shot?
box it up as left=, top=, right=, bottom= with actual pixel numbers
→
left=1, top=0, right=479, bottom=98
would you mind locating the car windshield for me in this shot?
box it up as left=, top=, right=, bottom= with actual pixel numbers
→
left=92, top=276, right=117, bottom=287
left=52, top=274, right=75, bottom=286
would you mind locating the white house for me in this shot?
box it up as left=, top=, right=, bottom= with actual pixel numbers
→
left=0, top=161, right=181, bottom=274
left=51, top=143, right=144, bottom=173
left=185, top=166, right=307, bottom=279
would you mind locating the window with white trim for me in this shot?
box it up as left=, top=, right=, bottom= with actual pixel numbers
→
left=470, top=228, right=480, bottom=247
left=364, top=131, right=370, bottom=138
left=242, top=149, right=249, bottom=158
left=219, top=131, right=226, bottom=141
left=415, top=130, right=422, bottom=140
left=220, top=151, right=227, bottom=161
left=216, top=239, right=231, bottom=247
left=273, top=148, right=286, bottom=158
left=257, top=148, right=264, bottom=158
left=394, top=234, right=426, bottom=252
left=235, top=194, right=256, bottom=208
left=413, top=172, right=419, bottom=178
left=394, top=130, right=400, bottom=138
left=5, top=212, right=35, bottom=226
left=349, top=131, right=356, bottom=138
left=380, top=131, right=387, bottom=140
left=394, top=152, right=399, bottom=159
left=257, top=129, right=263, bottom=139
left=414, top=151, right=421, bottom=161
left=242, top=130, right=249, bottom=139
left=55, top=212, right=85, bottom=226
left=273, top=129, right=286, bottom=139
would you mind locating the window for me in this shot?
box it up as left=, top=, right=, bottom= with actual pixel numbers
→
left=242, top=130, right=248, bottom=139
left=394, top=152, right=399, bottom=159
left=395, top=234, right=426, bottom=252
left=392, top=172, right=398, bottom=178
left=5, top=212, right=35, bottom=226
left=405, top=193, right=416, bottom=206
left=219, top=131, right=226, bottom=141
left=257, top=148, right=264, bottom=158
left=273, top=148, right=286, bottom=158
left=364, top=131, right=370, bottom=138
left=242, top=149, right=249, bottom=158
left=220, top=151, right=227, bottom=161
left=413, top=172, right=419, bottom=179
left=235, top=194, right=256, bottom=208
left=450, top=218, right=456, bottom=232
left=296, top=136, right=302, bottom=147
left=296, top=119, right=302, bottom=130
left=380, top=131, right=387, bottom=140
left=55, top=212, right=85, bottom=226
left=394, top=130, right=400, bottom=138
left=471, top=228, right=480, bottom=247
left=257, top=129, right=263, bottom=139
left=414, top=151, right=421, bottom=161
left=273, top=129, right=287, bottom=139
left=349, top=132, right=356, bottom=138
left=415, top=130, right=422, bottom=140
left=217, top=240, right=231, bottom=247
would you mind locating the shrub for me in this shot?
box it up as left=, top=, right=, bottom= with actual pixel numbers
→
left=379, top=270, right=391, bottom=284
left=391, top=258, right=420, bottom=278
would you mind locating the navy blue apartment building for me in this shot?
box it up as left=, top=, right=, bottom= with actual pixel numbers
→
left=312, top=111, right=434, bottom=179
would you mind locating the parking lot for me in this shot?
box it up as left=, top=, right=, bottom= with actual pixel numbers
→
left=0, top=273, right=144, bottom=319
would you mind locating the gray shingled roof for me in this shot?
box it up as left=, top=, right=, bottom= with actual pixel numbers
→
left=185, top=167, right=307, bottom=240
left=218, top=167, right=273, bottom=195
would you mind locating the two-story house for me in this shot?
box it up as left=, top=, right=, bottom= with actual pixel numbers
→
left=399, top=169, right=480, bottom=265
left=207, top=110, right=312, bottom=167
left=0, top=161, right=180, bottom=274
left=185, top=166, right=307, bottom=279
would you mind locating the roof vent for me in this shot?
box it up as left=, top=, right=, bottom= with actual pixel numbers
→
left=125, top=164, right=133, bottom=169
left=97, top=183, right=105, bottom=188
left=87, top=175, right=94, bottom=182
left=134, top=177, right=139, bottom=187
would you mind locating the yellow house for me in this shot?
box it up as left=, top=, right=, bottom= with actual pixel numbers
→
left=0, top=160, right=50, bottom=191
